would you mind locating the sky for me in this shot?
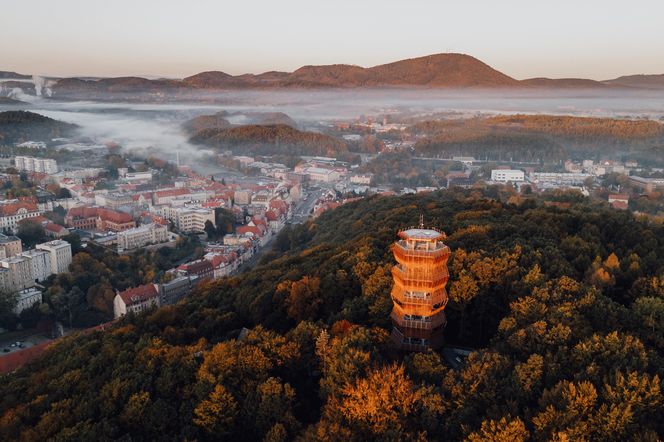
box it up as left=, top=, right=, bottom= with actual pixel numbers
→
left=1, top=0, right=663, bottom=80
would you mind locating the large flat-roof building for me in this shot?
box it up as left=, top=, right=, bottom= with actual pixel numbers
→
left=491, top=169, right=525, bottom=183
left=0, top=234, right=22, bottom=259
left=14, top=156, right=58, bottom=174
left=117, top=223, right=169, bottom=252
left=160, top=206, right=215, bottom=233
left=36, top=240, right=72, bottom=275
left=21, top=249, right=52, bottom=282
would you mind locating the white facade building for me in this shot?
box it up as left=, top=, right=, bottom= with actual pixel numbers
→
left=305, top=167, right=341, bottom=183
left=13, top=287, right=42, bottom=314
left=14, top=156, right=58, bottom=174
left=117, top=223, right=169, bottom=252
left=21, top=249, right=52, bottom=282
left=160, top=206, right=215, bottom=233
left=0, top=256, right=34, bottom=292
left=36, top=240, right=72, bottom=275
left=491, top=169, right=525, bottom=183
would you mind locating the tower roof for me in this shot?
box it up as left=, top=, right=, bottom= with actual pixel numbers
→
left=398, top=228, right=445, bottom=241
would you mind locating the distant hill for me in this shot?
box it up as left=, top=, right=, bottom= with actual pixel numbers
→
left=410, top=114, right=664, bottom=162
left=183, top=111, right=297, bottom=135
left=12, top=53, right=659, bottom=100
left=604, top=74, right=664, bottom=89
left=0, top=71, right=31, bottom=80
left=287, top=54, right=520, bottom=88
left=521, top=77, right=610, bottom=88
left=0, top=97, right=24, bottom=105
left=190, top=124, right=347, bottom=157
left=182, top=112, right=232, bottom=134
left=0, top=111, right=77, bottom=145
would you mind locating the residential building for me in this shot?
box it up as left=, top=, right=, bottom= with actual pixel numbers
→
left=13, top=287, right=42, bottom=314
left=628, top=176, right=664, bottom=193
left=161, top=206, right=215, bottom=233
left=113, top=284, right=160, bottom=318
left=36, top=240, right=72, bottom=275
left=608, top=194, right=629, bottom=210
left=153, top=188, right=192, bottom=205
left=0, top=256, right=34, bottom=292
left=21, top=249, right=52, bottom=282
left=350, top=173, right=373, bottom=185
left=0, top=234, right=22, bottom=259
left=117, top=223, right=169, bottom=252
left=14, top=156, right=58, bottom=174
left=528, top=172, right=592, bottom=186
left=44, top=223, right=69, bottom=238
left=0, top=200, right=43, bottom=233
left=159, top=276, right=194, bottom=306
left=176, top=259, right=214, bottom=281
left=65, top=207, right=136, bottom=232
left=95, top=193, right=133, bottom=210
left=233, top=190, right=252, bottom=205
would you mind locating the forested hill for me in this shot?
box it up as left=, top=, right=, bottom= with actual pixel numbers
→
left=410, top=115, right=664, bottom=162
left=2, top=188, right=664, bottom=441
left=190, top=124, right=348, bottom=158
left=0, top=110, right=77, bottom=145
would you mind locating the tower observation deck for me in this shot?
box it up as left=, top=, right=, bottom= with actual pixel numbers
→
left=390, top=225, right=451, bottom=351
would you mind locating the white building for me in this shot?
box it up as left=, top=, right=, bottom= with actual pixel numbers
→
left=0, top=256, right=34, bottom=292
left=350, top=173, right=373, bottom=185
left=528, top=172, right=592, bottom=186
left=305, top=167, right=341, bottom=183
left=0, top=202, right=43, bottom=233
left=113, top=284, right=160, bottom=319
left=123, top=171, right=153, bottom=182
left=21, top=249, right=52, bottom=282
left=14, top=156, right=58, bottom=174
left=13, top=287, right=42, bottom=314
left=117, top=223, right=169, bottom=252
left=36, top=240, right=72, bottom=275
left=160, top=207, right=215, bottom=233
left=491, top=169, right=525, bottom=183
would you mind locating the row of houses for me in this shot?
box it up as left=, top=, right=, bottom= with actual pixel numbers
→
left=0, top=239, right=72, bottom=297
left=113, top=275, right=196, bottom=318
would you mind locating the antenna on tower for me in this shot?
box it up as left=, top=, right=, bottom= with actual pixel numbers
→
left=419, top=214, right=424, bottom=229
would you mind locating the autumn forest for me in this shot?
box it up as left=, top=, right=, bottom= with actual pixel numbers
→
left=0, top=187, right=662, bottom=441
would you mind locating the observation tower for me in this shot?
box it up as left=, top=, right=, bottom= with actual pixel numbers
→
left=390, top=217, right=451, bottom=351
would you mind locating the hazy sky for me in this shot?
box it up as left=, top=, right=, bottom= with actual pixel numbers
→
left=2, top=0, right=663, bottom=80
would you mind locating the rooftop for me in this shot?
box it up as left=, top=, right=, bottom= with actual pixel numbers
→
left=399, top=228, right=445, bottom=241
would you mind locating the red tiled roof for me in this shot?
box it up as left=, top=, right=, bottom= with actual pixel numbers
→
left=608, top=194, right=629, bottom=200
left=0, top=201, right=39, bottom=216
left=155, top=188, right=190, bottom=198
left=180, top=259, right=213, bottom=275
left=66, top=207, right=133, bottom=224
left=118, top=284, right=159, bottom=306
left=44, top=223, right=67, bottom=233
left=237, top=225, right=263, bottom=237
left=18, top=215, right=48, bottom=225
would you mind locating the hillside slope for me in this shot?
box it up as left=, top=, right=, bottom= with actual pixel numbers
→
left=190, top=124, right=347, bottom=157
left=1, top=190, right=663, bottom=440
left=0, top=110, right=77, bottom=145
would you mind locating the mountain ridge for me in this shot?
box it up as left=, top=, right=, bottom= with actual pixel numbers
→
left=4, top=54, right=664, bottom=99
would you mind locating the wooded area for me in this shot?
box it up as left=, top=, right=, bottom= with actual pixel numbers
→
left=1, top=188, right=663, bottom=441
